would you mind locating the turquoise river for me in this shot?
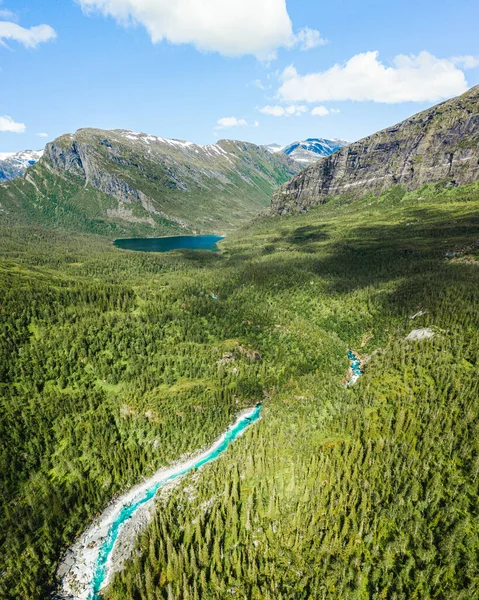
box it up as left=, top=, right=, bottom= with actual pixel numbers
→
left=88, top=403, right=262, bottom=598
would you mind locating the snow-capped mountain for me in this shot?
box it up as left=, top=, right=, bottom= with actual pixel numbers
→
left=0, top=150, right=44, bottom=181
left=264, top=138, right=348, bottom=166
left=263, top=143, right=284, bottom=154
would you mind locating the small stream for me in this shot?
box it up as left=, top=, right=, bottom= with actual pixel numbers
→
left=347, top=349, right=363, bottom=386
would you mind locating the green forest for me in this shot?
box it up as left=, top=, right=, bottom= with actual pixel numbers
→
left=1, top=181, right=479, bottom=599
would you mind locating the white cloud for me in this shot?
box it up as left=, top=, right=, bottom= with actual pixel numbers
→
left=78, top=0, right=294, bottom=59
left=451, top=55, right=479, bottom=69
left=279, top=51, right=470, bottom=104
left=0, top=115, right=26, bottom=133
left=259, top=104, right=307, bottom=117
left=216, top=117, right=248, bottom=128
left=311, top=106, right=329, bottom=117
left=259, top=105, right=285, bottom=117
left=36, top=132, right=49, bottom=137
left=254, top=120, right=260, bottom=127
left=294, top=27, right=327, bottom=51
left=310, top=106, right=341, bottom=116
left=0, top=21, right=56, bottom=48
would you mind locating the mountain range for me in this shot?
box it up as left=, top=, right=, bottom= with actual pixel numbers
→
left=2, top=88, right=479, bottom=236
left=264, top=138, right=348, bottom=165
left=0, top=130, right=300, bottom=237
left=272, top=85, right=479, bottom=214
left=0, top=150, right=44, bottom=182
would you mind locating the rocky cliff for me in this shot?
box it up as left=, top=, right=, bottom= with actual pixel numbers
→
left=0, top=129, right=300, bottom=236
left=272, top=86, right=479, bottom=215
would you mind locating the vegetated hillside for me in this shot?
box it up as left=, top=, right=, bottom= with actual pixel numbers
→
left=1, top=180, right=478, bottom=599
left=272, top=85, right=479, bottom=214
left=0, top=150, right=43, bottom=181
left=0, top=129, right=300, bottom=237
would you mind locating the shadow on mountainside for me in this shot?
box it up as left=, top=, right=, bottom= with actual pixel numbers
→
left=282, top=225, right=330, bottom=245
left=217, top=207, right=479, bottom=321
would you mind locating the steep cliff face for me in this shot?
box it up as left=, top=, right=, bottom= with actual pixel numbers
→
left=0, top=129, right=300, bottom=236
left=272, top=86, right=479, bottom=214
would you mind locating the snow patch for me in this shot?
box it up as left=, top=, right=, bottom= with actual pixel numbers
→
left=117, top=130, right=235, bottom=161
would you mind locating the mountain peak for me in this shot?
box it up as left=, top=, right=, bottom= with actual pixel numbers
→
left=264, top=137, right=348, bottom=166
left=0, top=126, right=301, bottom=236
left=0, top=150, right=44, bottom=182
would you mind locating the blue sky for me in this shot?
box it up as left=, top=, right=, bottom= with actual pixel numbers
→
left=1, top=0, right=478, bottom=152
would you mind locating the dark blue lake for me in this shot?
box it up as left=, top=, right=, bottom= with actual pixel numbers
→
left=114, top=235, right=224, bottom=253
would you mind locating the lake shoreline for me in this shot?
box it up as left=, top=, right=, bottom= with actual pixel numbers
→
left=113, top=234, right=225, bottom=253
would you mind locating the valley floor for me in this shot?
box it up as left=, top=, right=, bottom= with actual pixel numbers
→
left=1, top=182, right=479, bottom=599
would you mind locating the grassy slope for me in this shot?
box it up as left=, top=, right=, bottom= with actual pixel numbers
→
left=102, top=139, right=298, bottom=232
left=0, top=181, right=478, bottom=598
left=0, top=164, right=192, bottom=238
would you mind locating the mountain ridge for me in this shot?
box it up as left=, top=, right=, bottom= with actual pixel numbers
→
left=272, top=86, right=479, bottom=214
left=282, top=138, right=348, bottom=164
left=0, top=128, right=301, bottom=236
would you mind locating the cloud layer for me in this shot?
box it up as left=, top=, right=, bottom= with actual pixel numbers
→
left=311, top=106, right=339, bottom=116
left=78, top=0, right=296, bottom=59
left=279, top=51, right=473, bottom=104
left=0, top=116, right=26, bottom=133
left=259, top=104, right=339, bottom=117
left=0, top=21, right=56, bottom=48
left=451, top=55, right=479, bottom=69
